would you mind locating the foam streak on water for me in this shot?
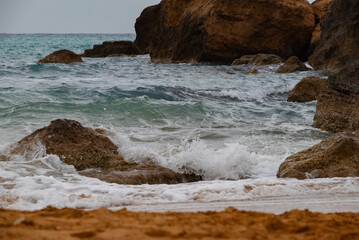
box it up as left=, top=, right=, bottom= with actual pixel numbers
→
left=1, top=34, right=357, bottom=212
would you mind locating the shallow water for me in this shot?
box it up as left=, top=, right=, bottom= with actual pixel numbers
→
left=1, top=34, right=356, bottom=212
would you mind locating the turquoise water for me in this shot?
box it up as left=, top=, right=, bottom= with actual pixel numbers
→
left=2, top=34, right=348, bottom=211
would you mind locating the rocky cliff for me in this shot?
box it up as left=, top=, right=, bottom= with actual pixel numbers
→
left=314, top=60, right=359, bottom=132
left=308, top=0, right=359, bottom=74
left=135, top=0, right=315, bottom=63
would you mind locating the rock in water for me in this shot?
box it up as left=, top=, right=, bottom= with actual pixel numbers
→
left=277, top=131, right=359, bottom=179
left=82, top=41, right=141, bottom=58
left=287, top=76, right=326, bottom=102
left=276, top=56, right=311, bottom=73
left=12, top=119, right=127, bottom=170
left=245, top=68, right=259, bottom=74
left=314, top=60, right=359, bottom=132
left=11, top=119, right=201, bottom=184
left=135, top=0, right=315, bottom=63
left=232, top=54, right=284, bottom=66
left=38, top=50, right=83, bottom=64
left=308, top=0, right=359, bottom=74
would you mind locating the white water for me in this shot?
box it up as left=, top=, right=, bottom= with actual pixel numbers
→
left=1, top=34, right=358, bottom=213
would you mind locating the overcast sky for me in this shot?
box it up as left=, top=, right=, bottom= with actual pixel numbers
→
left=0, top=0, right=315, bottom=34
left=0, top=0, right=160, bottom=34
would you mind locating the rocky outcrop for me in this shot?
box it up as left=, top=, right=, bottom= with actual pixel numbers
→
left=287, top=76, right=326, bottom=102
left=12, top=119, right=124, bottom=170
left=307, top=0, right=333, bottom=55
left=38, top=50, right=83, bottom=64
left=277, top=131, right=359, bottom=179
left=325, top=60, right=359, bottom=94
left=314, top=90, right=359, bottom=132
left=308, top=0, right=359, bottom=74
left=314, top=60, right=359, bottom=132
left=82, top=41, right=141, bottom=58
left=11, top=119, right=200, bottom=184
left=232, top=54, right=283, bottom=66
left=135, top=0, right=315, bottom=64
left=276, top=56, right=311, bottom=73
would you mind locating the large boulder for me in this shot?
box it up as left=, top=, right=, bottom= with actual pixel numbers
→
left=231, top=54, right=284, bottom=66
left=135, top=0, right=315, bottom=64
left=314, top=60, right=359, bottom=132
left=82, top=41, right=141, bottom=58
left=276, top=56, right=311, bottom=73
left=308, top=0, right=359, bottom=74
left=11, top=119, right=200, bottom=184
left=38, top=50, right=83, bottom=64
left=277, top=131, right=359, bottom=179
left=307, top=0, right=333, bottom=55
left=287, top=76, right=326, bottom=102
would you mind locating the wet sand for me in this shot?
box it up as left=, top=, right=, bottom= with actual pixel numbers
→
left=125, top=192, right=359, bottom=213
left=1, top=206, right=359, bottom=240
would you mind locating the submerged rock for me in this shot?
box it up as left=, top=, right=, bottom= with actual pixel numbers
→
left=82, top=41, right=141, bottom=58
left=11, top=119, right=200, bottom=184
left=232, top=54, right=284, bottom=66
left=308, top=0, right=359, bottom=74
left=245, top=68, right=259, bottom=74
left=276, top=56, right=311, bottom=73
left=277, top=131, right=359, bottom=179
left=135, top=0, right=315, bottom=63
left=287, top=76, right=326, bottom=102
left=38, top=50, right=83, bottom=64
left=314, top=60, right=359, bottom=132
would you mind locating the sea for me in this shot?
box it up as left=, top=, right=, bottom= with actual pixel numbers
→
left=0, top=34, right=358, bottom=213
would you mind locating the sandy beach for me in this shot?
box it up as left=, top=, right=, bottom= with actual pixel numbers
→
left=1, top=206, right=359, bottom=240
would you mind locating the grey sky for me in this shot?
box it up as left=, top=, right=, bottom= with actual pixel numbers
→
left=1, top=0, right=315, bottom=34
left=0, top=0, right=160, bottom=34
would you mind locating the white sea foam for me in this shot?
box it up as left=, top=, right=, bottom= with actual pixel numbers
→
left=109, top=133, right=282, bottom=180
left=1, top=138, right=358, bottom=212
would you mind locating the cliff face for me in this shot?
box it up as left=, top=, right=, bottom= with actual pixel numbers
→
left=314, top=60, right=359, bottom=133
left=307, top=0, right=333, bottom=56
left=308, top=0, right=359, bottom=74
left=135, top=0, right=315, bottom=63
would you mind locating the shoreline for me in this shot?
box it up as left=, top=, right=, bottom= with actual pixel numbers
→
left=123, top=192, right=359, bottom=214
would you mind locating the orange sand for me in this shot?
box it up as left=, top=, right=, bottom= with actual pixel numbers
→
left=1, top=207, right=359, bottom=239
